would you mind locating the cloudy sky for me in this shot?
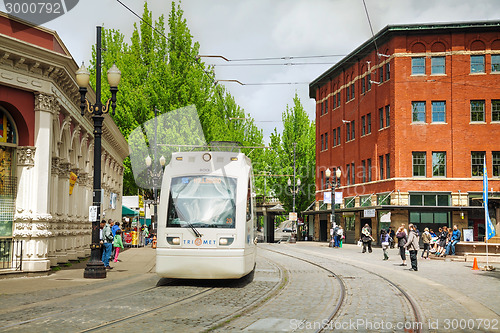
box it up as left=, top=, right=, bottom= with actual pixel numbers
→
left=2, top=0, right=500, bottom=141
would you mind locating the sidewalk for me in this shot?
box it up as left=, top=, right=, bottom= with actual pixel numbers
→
left=0, top=247, right=156, bottom=295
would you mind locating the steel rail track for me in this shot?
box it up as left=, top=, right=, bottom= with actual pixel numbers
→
left=273, top=246, right=423, bottom=333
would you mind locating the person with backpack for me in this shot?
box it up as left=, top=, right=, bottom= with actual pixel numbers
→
left=333, top=225, right=340, bottom=248
left=421, top=228, right=432, bottom=259
left=101, top=220, right=114, bottom=269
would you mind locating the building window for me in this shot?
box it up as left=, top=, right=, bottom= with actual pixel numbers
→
left=346, top=86, right=350, bottom=101
left=367, top=158, right=372, bottom=182
left=413, top=152, right=426, bottom=177
left=493, top=152, right=500, bottom=176
left=337, top=126, right=341, bottom=146
left=346, top=123, right=350, bottom=141
left=492, top=55, right=500, bottom=73
left=471, top=151, right=485, bottom=177
left=351, top=120, right=355, bottom=140
left=410, top=211, right=449, bottom=224
left=432, top=101, right=446, bottom=123
left=320, top=171, right=324, bottom=190
left=333, top=128, right=336, bottom=146
left=431, top=56, right=445, bottom=74
left=432, top=152, right=446, bottom=177
left=379, top=66, right=384, bottom=83
left=351, top=83, right=355, bottom=100
left=409, top=193, right=450, bottom=206
left=362, top=116, right=366, bottom=136
left=337, top=93, right=341, bottom=106
left=385, top=105, right=390, bottom=127
left=324, top=100, right=328, bottom=114
left=471, top=55, right=485, bottom=73
left=385, top=62, right=390, bottom=80
left=345, top=197, right=355, bottom=208
left=379, top=155, right=384, bottom=180
left=361, top=77, right=366, bottom=94
left=411, top=57, right=425, bottom=75
left=367, top=113, right=371, bottom=134
left=386, top=153, right=390, bottom=179
left=324, top=133, right=328, bottom=150
left=351, top=163, right=355, bottom=184
left=346, top=164, right=350, bottom=185
left=333, top=94, right=336, bottom=109
left=362, top=160, right=366, bottom=182
left=412, top=101, right=426, bottom=122
left=492, top=100, right=500, bottom=122
left=320, top=103, right=323, bottom=115
left=367, top=73, right=372, bottom=90
left=378, top=193, right=391, bottom=205
left=361, top=195, right=372, bottom=207
left=379, top=107, right=384, bottom=129
left=471, top=100, right=485, bottom=122
left=320, top=134, right=324, bottom=151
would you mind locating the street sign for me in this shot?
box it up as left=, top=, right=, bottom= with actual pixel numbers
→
left=323, top=191, right=332, bottom=204
left=364, top=209, right=376, bottom=218
left=89, top=206, right=98, bottom=222
left=289, top=212, right=298, bottom=221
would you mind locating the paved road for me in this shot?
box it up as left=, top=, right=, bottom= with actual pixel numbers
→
left=0, top=243, right=498, bottom=332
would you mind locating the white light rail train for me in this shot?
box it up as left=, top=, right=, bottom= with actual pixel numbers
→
left=156, top=149, right=257, bottom=279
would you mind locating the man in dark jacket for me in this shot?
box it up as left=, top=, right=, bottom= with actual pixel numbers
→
left=404, top=224, right=420, bottom=271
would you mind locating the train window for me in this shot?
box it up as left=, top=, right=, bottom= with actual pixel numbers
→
left=166, top=176, right=237, bottom=228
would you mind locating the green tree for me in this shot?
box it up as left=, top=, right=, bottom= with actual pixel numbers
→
left=88, top=1, right=264, bottom=195
left=266, top=94, right=316, bottom=214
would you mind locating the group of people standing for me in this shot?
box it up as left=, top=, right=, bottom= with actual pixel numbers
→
left=99, top=219, right=125, bottom=269
left=360, top=223, right=463, bottom=272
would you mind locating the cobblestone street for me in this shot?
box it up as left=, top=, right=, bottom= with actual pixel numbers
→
left=0, top=243, right=499, bottom=332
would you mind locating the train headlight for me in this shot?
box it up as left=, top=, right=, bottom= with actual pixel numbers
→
left=167, top=237, right=181, bottom=245
left=219, top=237, right=234, bottom=246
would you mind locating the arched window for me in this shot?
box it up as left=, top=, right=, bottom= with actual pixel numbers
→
left=0, top=107, right=17, bottom=238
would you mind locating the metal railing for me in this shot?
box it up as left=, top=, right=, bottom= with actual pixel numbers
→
left=0, top=239, right=23, bottom=271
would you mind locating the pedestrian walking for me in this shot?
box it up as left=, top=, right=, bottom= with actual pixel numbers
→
left=101, top=220, right=114, bottom=269
left=361, top=224, right=373, bottom=253
left=380, top=229, right=390, bottom=260
left=113, top=229, right=124, bottom=263
left=337, top=225, right=344, bottom=248
left=99, top=220, right=105, bottom=260
left=143, top=225, right=150, bottom=246
left=404, top=224, right=420, bottom=271
left=421, top=228, right=431, bottom=259
left=396, top=226, right=407, bottom=266
left=388, top=226, right=396, bottom=248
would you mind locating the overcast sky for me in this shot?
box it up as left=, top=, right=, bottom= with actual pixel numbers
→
left=2, top=0, right=500, bottom=141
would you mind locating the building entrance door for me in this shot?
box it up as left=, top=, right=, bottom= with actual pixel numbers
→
left=320, top=220, right=327, bottom=242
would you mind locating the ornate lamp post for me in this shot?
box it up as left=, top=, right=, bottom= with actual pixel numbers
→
left=76, top=26, right=121, bottom=279
left=325, top=167, right=342, bottom=247
left=145, top=153, right=166, bottom=231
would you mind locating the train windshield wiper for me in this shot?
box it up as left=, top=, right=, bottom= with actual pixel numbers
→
left=185, top=221, right=202, bottom=238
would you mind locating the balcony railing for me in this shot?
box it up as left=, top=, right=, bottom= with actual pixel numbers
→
left=0, top=239, right=23, bottom=271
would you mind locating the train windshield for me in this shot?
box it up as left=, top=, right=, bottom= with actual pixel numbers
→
left=167, top=176, right=237, bottom=228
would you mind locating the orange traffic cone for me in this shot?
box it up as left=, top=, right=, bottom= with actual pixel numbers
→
left=152, top=235, right=157, bottom=249
left=472, top=257, right=479, bottom=270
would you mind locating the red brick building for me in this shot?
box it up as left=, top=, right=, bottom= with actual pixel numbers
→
left=307, top=21, right=500, bottom=243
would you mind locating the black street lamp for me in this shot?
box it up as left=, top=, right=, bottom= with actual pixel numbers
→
left=76, top=26, right=121, bottom=279
left=325, top=167, right=342, bottom=247
left=287, top=142, right=300, bottom=243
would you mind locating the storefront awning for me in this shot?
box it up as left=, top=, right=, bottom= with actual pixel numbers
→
left=122, top=205, right=139, bottom=216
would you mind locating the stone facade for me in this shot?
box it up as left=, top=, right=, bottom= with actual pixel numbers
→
left=0, top=13, right=128, bottom=271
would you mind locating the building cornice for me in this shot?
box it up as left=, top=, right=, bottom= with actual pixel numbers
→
left=309, top=20, right=500, bottom=97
